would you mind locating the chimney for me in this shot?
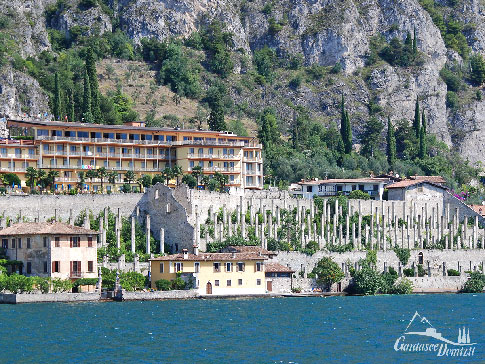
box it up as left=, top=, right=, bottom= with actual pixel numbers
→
left=193, top=245, right=199, bottom=256
left=231, top=252, right=236, bottom=259
left=182, top=249, right=188, bottom=259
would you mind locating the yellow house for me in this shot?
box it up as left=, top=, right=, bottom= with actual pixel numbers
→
left=150, top=248, right=267, bottom=295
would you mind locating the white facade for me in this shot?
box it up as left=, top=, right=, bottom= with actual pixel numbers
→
left=292, top=179, right=389, bottom=200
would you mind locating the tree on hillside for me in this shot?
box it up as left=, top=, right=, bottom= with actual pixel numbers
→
left=418, top=127, right=427, bottom=159
left=340, top=94, right=352, bottom=154
left=413, top=98, right=420, bottom=138
left=85, top=48, right=101, bottom=123
left=53, top=73, right=62, bottom=120
left=360, top=117, right=384, bottom=157
left=470, top=53, right=485, bottom=86
left=312, top=257, right=344, bottom=291
left=386, top=116, right=396, bottom=168
left=421, top=111, right=427, bottom=135
left=258, top=108, right=280, bottom=148
left=67, top=88, right=75, bottom=122
left=97, top=167, right=108, bottom=193
left=82, top=69, right=93, bottom=123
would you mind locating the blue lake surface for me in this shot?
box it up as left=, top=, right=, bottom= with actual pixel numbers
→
left=0, top=294, right=483, bottom=363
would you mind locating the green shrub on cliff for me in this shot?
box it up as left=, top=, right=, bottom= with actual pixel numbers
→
left=461, top=272, right=485, bottom=293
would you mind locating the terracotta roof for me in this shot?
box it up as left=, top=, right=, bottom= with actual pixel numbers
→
left=265, top=262, right=295, bottom=273
left=221, top=245, right=276, bottom=255
left=0, top=222, right=98, bottom=236
left=386, top=180, right=448, bottom=190
left=150, top=252, right=268, bottom=262
left=298, top=178, right=389, bottom=185
left=409, top=176, right=447, bottom=184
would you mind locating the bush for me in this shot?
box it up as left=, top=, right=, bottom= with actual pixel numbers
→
left=403, top=268, right=414, bottom=277
left=120, top=271, right=146, bottom=291
left=446, top=91, right=459, bottom=109
left=120, top=183, right=132, bottom=193
left=171, top=276, right=187, bottom=290
left=52, top=278, right=73, bottom=293
left=447, top=268, right=461, bottom=276
left=5, top=274, right=33, bottom=293
left=155, top=279, right=172, bottom=291
left=348, top=190, right=371, bottom=200
left=312, top=257, right=345, bottom=290
left=32, top=277, right=50, bottom=293
left=393, top=247, right=411, bottom=266
left=380, top=271, right=398, bottom=294
left=391, top=278, right=413, bottom=294
left=461, top=272, right=485, bottom=293
left=352, top=265, right=382, bottom=295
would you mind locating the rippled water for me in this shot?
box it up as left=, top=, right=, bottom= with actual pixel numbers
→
left=0, top=294, right=483, bottom=363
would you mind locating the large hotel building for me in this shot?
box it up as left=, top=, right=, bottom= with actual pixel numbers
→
left=1, top=119, right=263, bottom=191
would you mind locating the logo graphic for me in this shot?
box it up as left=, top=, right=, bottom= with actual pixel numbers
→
left=394, top=311, right=477, bottom=357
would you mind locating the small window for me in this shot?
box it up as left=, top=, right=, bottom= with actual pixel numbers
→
left=237, top=262, right=245, bottom=272
left=213, top=262, right=221, bottom=272
left=257, top=279, right=261, bottom=286
left=215, top=280, right=219, bottom=286
left=417, top=186, right=424, bottom=192
left=1, top=239, right=7, bottom=249
left=43, top=237, right=47, bottom=247
left=194, top=262, right=200, bottom=273
left=88, top=236, right=93, bottom=248
left=55, top=237, right=60, bottom=248
left=11, top=238, right=15, bottom=249
left=256, top=262, right=262, bottom=272
left=225, top=262, right=232, bottom=272
left=88, top=261, right=94, bottom=273
left=226, top=280, right=231, bottom=287
left=160, top=262, right=164, bottom=273
left=18, top=238, right=22, bottom=249
left=27, top=238, right=31, bottom=249
left=238, top=279, right=243, bottom=286
left=52, top=261, right=60, bottom=273
left=44, top=261, right=48, bottom=273
left=71, top=237, right=80, bottom=248
left=27, top=262, right=32, bottom=274
left=175, top=262, right=183, bottom=272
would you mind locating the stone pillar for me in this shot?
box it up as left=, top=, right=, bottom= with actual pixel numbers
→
left=84, top=213, right=90, bottom=230
left=131, top=215, right=136, bottom=254
left=69, top=209, right=73, bottom=225
left=398, top=262, right=402, bottom=277
left=413, top=262, right=417, bottom=277
left=99, top=215, right=104, bottom=247
left=146, top=214, right=151, bottom=255
left=351, top=222, right=356, bottom=250
left=195, top=208, right=200, bottom=247
left=443, top=262, right=447, bottom=276
left=160, top=228, right=165, bottom=254
left=116, top=216, right=121, bottom=249
left=427, top=261, right=431, bottom=277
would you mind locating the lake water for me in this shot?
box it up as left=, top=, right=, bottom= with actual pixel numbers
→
left=0, top=294, right=483, bottom=363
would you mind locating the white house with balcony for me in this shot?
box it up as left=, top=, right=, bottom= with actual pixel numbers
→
left=291, top=178, right=391, bottom=200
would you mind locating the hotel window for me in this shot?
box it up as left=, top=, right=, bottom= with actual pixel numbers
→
left=92, top=132, right=102, bottom=139
left=52, top=261, right=60, bottom=273
left=147, top=148, right=153, bottom=155
left=198, top=161, right=203, bottom=167
left=116, top=133, right=127, bottom=140
left=226, top=280, right=231, bottom=287
left=43, top=144, right=49, bottom=152
left=27, top=262, right=32, bottom=274
left=29, top=149, right=35, bottom=156
left=71, top=261, right=81, bottom=274
left=156, top=135, right=165, bottom=142
left=18, top=239, right=22, bottom=249
left=208, top=148, right=213, bottom=155
left=88, top=237, right=93, bottom=248
left=96, top=146, right=102, bottom=153
left=236, top=262, right=245, bottom=272
left=229, top=175, right=235, bottom=183
left=246, top=176, right=253, bottom=185
left=141, top=161, right=146, bottom=168
left=43, top=237, right=47, bottom=247
left=57, top=145, right=64, bottom=152
left=215, top=280, right=219, bottom=286
left=229, top=149, right=234, bottom=156
left=37, top=129, right=49, bottom=137
left=145, top=135, right=153, bottom=141
left=27, top=238, right=31, bottom=249
left=1, top=239, right=7, bottom=249
left=55, top=237, right=60, bottom=247
left=223, top=148, right=228, bottom=155
left=109, top=147, right=115, bottom=154
left=198, top=148, right=203, bottom=156
left=159, top=262, right=164, bottom=273
left=213, top=262, right=221, bottom=272
left=0, top=147, right=6, bottom=155
left=244, top=151, right=248, bottom=158
left=166, top=135, right=174, bottom=142
left=128, top=161, right=133, bottom=169
left=15, top=148, right=21, bottom=156
left=183, top=136, right=191, bottom=141
left=134, top=147, right=140, bottom=155
left=22, top=162, right=28, bottom=169
left=50, top=159, right=56, bottom=167
left=70, top=145, right=77, bottom=152
left=103, top=133, right=115, bottom=139
left=11, top=238, right=16, bottom=249
left=44, top=261, right=48, bottom=273
left=194, top=262, right=200, bottom=273
left=189, top=161, right=194, bottom=168
left=246, top=164, right=253, bottom=172
left=175, top=262, right=183, bottom=272
left=88, top=261, right=94, bottom=273
left=257, top=279, right=261, bottom=286
left=116, top=161, right=121, bottom=168
left=225, top=262, right=232, bottom=272
left=256, top=262, right=263, bottom=272
left=238, top=279, right=243, bottom=286
left=208, top=161, right=213, bottom=168
left=104, top=160, right=109, bottom=168
left=70, top=236, right=80, bottom=248
left=77, top=131, right=89, bottom=138
left=189, top=148, right=194, bottom=154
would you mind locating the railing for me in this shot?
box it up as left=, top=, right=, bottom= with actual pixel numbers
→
left=0, top=153, right=37, bottom=159
left=187, top=153, right=239, bottom=159
left=70, top=271, right=83, bottom=278
left=243, top=157, right=262, bottom=162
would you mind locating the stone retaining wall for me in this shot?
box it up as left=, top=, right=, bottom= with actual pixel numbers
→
left=408, top=276, right=468, bottom=293
left=0, top=292, right=100, bottom=304
left=121, top=289, right=198, bottom=300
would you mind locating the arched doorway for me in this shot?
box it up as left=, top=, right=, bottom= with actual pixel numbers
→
left=206, top=282, right=212, bottom=294
left=418, top=252, right=424, bottom=265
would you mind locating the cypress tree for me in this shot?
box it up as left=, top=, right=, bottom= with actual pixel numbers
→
left=208, top=100, right=226, bottom=131
left=413, top=28, right=417, bottom=55
left=413, top=98, right=420, bottom=138
left=340, top=94, right=352, bottom=154
left=67, top=88, right=75, bottom=122
left=53, top=73, right=62, bottom=121
left=418, top=126, right=426, bottom=159
left=85, top=48, right=101, bottom=123
left=386, top=116, right=396, bottom=168
left=421, top=111, right=427, bottom=135
left=82, top=68, right=93, bottom=123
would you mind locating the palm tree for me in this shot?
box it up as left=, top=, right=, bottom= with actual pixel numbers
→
left=97, top=167, right=108, bottom=193
left=191, top=165, right=203, bottom=188
left=85, top=169, right=97, bottom=185
left=214, top=172, right=228, bottom=192
left=47, top=170, right=60, bottom=192
left=25, top=167, right=37, bottom=190
left=162, top=167, right=173, bottom=185
left=37, top=169, right=47, bottom=192
left=108, top=171, right=117, bottom=192
left=171, top=165, right=183, bottom=186
left=124, top=170, right=135, bottom=185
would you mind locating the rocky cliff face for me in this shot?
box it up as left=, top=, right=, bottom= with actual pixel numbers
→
left=1, top=0, right=484, bottom=163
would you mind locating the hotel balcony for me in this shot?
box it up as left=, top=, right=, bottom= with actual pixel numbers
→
left=187, top=153, right=239, bottom=160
